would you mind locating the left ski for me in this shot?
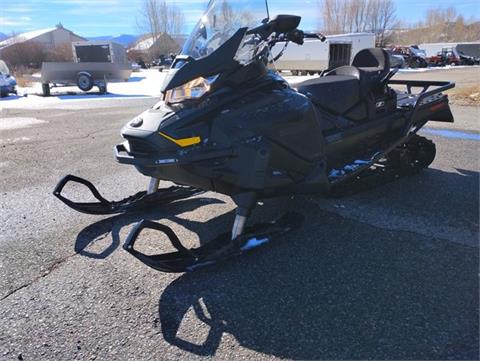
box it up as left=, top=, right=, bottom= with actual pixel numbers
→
left=123, top=212, right=305, bottom=273
left=53, top=174, right=203, bottom=215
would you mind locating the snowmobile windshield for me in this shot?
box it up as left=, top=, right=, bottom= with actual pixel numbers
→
left=182, top=0, right=268, bottom=62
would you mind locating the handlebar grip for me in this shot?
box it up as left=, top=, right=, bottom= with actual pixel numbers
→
left=304, top=32, right=327, bottom=42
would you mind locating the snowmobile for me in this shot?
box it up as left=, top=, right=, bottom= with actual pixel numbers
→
left=54, top=0, right=455, bottom=273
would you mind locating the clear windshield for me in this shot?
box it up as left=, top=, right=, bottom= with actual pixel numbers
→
left=182, top=0, right=268, bottom=60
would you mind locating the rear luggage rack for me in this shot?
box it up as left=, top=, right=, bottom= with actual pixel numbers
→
left=389, top=80, right=454, bottom=107
left=389, top=79, right=455, bottom=124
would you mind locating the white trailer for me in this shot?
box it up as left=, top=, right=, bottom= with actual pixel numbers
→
left=272, top=32, right=375, bottom=75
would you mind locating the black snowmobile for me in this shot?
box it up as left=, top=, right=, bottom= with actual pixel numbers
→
left=54, top=0, right=455, bottom=273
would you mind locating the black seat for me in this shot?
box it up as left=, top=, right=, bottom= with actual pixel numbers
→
left=326, top=48, right=390, bottom=95
left=297, top=49, right=391, bottom=119
left=297, top=75, right=360, bottom=115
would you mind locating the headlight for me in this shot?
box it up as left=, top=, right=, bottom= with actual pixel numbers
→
left=165, top=75, right=218, bottom=104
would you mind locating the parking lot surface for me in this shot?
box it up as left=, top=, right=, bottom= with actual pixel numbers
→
left=0, top=68, right=478, bottom=360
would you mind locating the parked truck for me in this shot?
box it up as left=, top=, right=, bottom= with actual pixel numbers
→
left=271, top=33, right=376, bottom=75
left=30, top=41, right=132, bottom=96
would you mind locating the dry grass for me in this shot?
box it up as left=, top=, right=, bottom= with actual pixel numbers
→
left=15, top=75, right=31, bottom=88
left=12, top=67, right=38, bottom=88
left=447, top=85, right=480, bottom=106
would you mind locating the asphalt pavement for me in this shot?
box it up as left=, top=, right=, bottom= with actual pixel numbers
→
left=0, top=81, right=478, bottom=360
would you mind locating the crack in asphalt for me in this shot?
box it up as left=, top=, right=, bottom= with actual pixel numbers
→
left=0, top=220, right=116, bottom=302
left=0, top=252, right=78, bottom=302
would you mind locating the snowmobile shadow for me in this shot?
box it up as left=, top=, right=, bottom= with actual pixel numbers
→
left=157, top=170, right=479, bottom=359
left=74, top=196, right=224, bottom=260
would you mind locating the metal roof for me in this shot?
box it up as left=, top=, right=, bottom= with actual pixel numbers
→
left=0, top=28, right=57, bottom=49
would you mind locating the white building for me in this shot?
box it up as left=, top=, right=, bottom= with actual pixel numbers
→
left=129, top=33, right=187, bottom=59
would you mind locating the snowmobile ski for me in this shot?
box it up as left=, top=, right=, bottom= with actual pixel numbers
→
left=123, top=212, right=304, bottom=273
left=53, top=175, right=202, bottom=215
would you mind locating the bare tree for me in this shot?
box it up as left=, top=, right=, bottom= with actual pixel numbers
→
left=138, top=0, right=185, bottom=40
left=137, top=0, right=185, bottom=59
left=1, top=42, right=46, bottom=69
left=372, top=0, right=397, bottom=45
left=320, top=0, right=397, bottom=45
left=425, top=6, right=458, bottom=27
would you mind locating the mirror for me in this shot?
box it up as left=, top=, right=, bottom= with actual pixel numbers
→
left=271, top=15, right=301, bottom=33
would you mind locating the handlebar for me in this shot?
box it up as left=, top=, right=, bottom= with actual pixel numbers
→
left=278, top=29, right=327, bottom=46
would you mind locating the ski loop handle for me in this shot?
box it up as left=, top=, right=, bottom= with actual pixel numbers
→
left=54, top=174, right=110, bottom=204
left=123, top=220, right=195, bottom=259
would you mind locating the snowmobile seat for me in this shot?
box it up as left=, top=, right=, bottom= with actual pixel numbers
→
left=327, top=48, right=390, bottom=95
left=296, top=75, right=360, bottom=115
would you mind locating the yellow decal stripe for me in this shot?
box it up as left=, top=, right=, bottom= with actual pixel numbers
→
left=159, top=132, right=201, bottom=148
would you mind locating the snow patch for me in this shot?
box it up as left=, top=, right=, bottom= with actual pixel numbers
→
left=0, top=117, right=46, bottom=131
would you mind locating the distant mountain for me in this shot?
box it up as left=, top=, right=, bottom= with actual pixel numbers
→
left=0, top=32, right=8, bottom=42
left=87, top=34, right=140, bottom=47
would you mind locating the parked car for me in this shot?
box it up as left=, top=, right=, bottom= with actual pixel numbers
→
left=390, top=46, right=428, bottom=68
left=0, top=60, right=17, bottom=97
left=427, top=47, right=462, bottom=67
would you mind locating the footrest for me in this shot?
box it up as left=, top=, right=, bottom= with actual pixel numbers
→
left=123, top=212, right=305, bottom=273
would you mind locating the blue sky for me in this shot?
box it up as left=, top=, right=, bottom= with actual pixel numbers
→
left=0, top=0, right=479, bottom=37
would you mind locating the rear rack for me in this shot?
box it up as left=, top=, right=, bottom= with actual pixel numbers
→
left=388, top=80, right=455, bottom=127
left=389, top=80, right=455, bottom=116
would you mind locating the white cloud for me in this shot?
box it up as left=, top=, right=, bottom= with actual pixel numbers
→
left=2, top=5, right=34, bottom=13
left=0, top=16, right=32, bottom=27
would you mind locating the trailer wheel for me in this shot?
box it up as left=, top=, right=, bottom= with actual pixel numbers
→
left=291, top=70, right=299, bottom=76
left=77, top=73, right=94, bottom=92
left=42, top=83, right=50, bottom=97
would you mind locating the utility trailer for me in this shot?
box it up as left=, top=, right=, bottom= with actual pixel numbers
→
left=30, top=41, right=132, bottom=96
left=272, top=32, right=375, bottom=75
